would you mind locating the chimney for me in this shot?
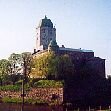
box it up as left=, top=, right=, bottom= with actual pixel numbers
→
left=62, top=45, right=65, bottom=48
left=34, top=49, right=36, bottom=53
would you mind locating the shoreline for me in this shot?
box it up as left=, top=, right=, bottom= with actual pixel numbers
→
left=0, top=97, right=62, bottom=106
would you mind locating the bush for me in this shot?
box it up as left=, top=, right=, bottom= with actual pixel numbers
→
left=0, top=83, right=31, bottom=92
left=15, top=80, right=23, bottom=85
left=29, top=78, right=40, bottom=87
left=34, top=80, right=64, bottom=88
left=0, top=85, right=21, bottom=91
left=2, top=97, right=47, bottom=105
left=25, top=98, right=47, bottom=105
left=2, top=97, right=22, bottom=103
left=24, top=83, right=30, bottom=91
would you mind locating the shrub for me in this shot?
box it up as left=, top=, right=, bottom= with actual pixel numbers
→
left=15, top=80, right=23, bottom=85
left=34, top=80, right=64, bottom=88
left=2, top=97, right=47, bottom=105
left=29, top=78, right=40, bottom=87
left=0, top=85, right=21, bottom=91
left=25, top=98, right=47, bottom=105
left=2, top=97, right=22, bottom=103
left=24, top=83, right=30, bottom=91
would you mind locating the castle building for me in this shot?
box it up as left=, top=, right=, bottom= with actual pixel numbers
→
left=33, top=16, right=105, bottom=78
left=36, top=15, right=56, bottom=51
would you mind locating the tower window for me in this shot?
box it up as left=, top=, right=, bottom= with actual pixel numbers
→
left=50, top=31, right=52, bottom=34
left=42, top=37, right=45, bottom=40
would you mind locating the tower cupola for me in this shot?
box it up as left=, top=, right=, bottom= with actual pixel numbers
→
left=38, top=16, right=53, bottom=28
left=48, top=40, right=59, bottom=52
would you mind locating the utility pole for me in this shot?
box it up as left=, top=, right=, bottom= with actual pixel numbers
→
left=22, top=56, right=26, bottom=105
left=22, top=74, right=24, bottom=105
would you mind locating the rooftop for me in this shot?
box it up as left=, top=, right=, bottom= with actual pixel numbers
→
left=59, top=47, right=93, bottom=52
left=38, top=16, right=53, bottom=28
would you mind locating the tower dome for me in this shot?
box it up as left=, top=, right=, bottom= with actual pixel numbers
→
left=38, top=16, right=53, bottom=28
left=48, top=40, right=59, bottom=52
left=48, top=40, right=58, bottom=47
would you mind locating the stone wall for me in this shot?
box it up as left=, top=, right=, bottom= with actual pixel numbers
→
left=0, top=88, right=63, bottom=104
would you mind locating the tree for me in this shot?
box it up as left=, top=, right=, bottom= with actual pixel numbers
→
left=8, top=53, right=21, bottom=75
left=21, top=52, right=32, bottom=81
left=58, top=54, right=74, bottom=79
left=30, top=52, right=74, bottom=79
left=0, top=59, right=11, bottom=85
left=8, top=52, right=32, bottom=83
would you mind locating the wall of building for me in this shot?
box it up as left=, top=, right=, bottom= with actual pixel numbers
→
left=86, top=57, right=105, bottom=78
left=36, top=26, right=56, bottom=50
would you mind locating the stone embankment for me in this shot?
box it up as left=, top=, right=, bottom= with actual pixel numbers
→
left=0, top=88, right=63, bottom=104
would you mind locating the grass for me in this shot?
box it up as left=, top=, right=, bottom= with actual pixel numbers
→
left=2, top=97, right=22, bottom=103
left=2, top=97, right=48, bottom=105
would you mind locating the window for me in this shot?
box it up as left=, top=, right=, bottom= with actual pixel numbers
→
left=50, top=31, right=52, bottom=34
left=42, top=37, right=45, bottom=40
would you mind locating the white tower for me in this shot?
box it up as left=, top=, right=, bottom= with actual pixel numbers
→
left=36, top=16, right=56, bottom=51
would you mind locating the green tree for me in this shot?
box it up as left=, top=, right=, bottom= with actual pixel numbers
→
left=8, top=52, right=32, bottom=83
left=0, top=59, right=11, bottom=85
left=21, top=52, right=32, bottom=81
left=58, top=54, right=74, bottom=79
left=30, top=52, right=74, bottom=79
left=8, top=53, right=21, bottom=75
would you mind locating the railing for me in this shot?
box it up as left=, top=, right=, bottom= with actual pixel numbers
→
left=63, top=104, right=111, bottom=111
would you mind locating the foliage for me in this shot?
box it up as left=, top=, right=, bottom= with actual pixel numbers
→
left=8, top=53, right=21, bottom=64
left=2, top=97, right=47, bottom=105
left=29, top=78, right=40, bottom=87
left=8, top=52, right=33, bottom=83
left=0, top=59, right=11, bottom=74
left=8, top=74, right=22, bottom=85
left=33, top=80, right=64, bottom=88
left=30, top=52, right=74, bottom=79
left=15, top=79, right=23, bottom=85
left=8, top=53, right=21, bottom=74
left=24, top=98, right=47, bottom=105
left=2, top=97, right=22, bottom=103
left=0, top=59, right=11, bottom=85
left=57, top=54, right=74, bottom=79
left=0, top=85, right=21, bottom=91
left=21, top=52, right=33, bottom=81
left=24, top=83, right=30, bottom=91
left=0, top=83, right=31, bottom=91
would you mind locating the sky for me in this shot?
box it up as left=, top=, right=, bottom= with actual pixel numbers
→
left=0, top=0, right=111, bottom=75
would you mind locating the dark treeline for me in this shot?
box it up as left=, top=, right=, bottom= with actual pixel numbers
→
left=64, top=71, right=111, bottom=108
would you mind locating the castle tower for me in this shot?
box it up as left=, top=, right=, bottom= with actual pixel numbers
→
left=36, top=16, right=56, bottom=51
